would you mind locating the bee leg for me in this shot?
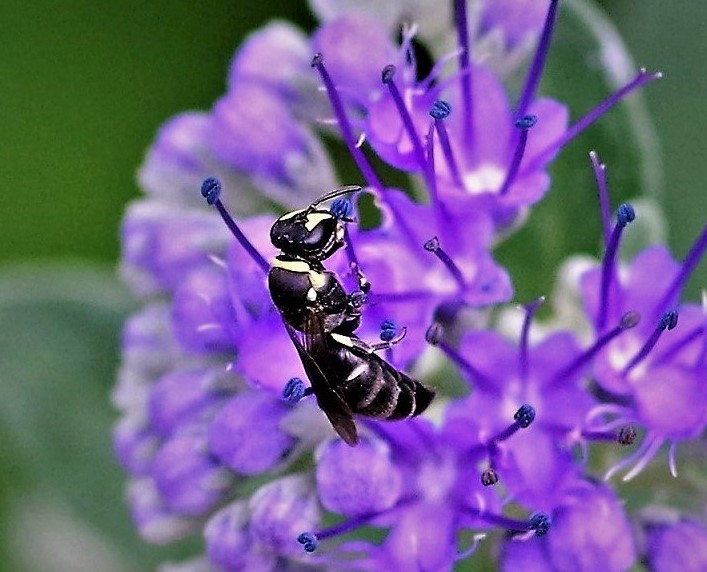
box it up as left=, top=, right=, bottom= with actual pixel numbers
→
left=349, top=261, right=370, bottom=293
left=330, top=328, right=407, bottom=355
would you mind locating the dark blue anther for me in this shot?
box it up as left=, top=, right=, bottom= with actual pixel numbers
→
left=381, top=64, right=396, bottom=84
left=424, top=236, right=440, bottom=252
left=659, top=310, right=679, bottom=331
left=425, top=323, right=443, bottom=346
left=201, top=177, right=222, bottom=205
left=620, top=311, right=641, bottom=329
left=616, top=203, right=636, bottom=228
left=380, top=319, right=397, bottom=342
left=430, top=100, right=452, bottom=120
left=514, top=114, right=538, bottom=130
left=481, top=468, right=499, bottom=487
left=617, top=425, right=637, bottom=445
left=528, top=513, right=551, bottom=536
left=310, top=53, right=323, bottom=68
left=349, top=290, right=367, bottom=308
left=330, top=198, right=353, bottom=220
left=283, top=377, right=307, bottom=403
left=297, top=532, right=318, bottom=553
left=514, top=404, right=536, bottom=428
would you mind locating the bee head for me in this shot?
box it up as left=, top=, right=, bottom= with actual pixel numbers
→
left=270, top=208, right=344, bottom=261
left=270, top=185, right=361, bottom=261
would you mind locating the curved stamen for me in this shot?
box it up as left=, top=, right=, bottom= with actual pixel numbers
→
left=311, top=54, right=384, bottom=190
left=430, top=100, right=463, bottom=187
left=424, top=236, right=466, bottom=290
left=598, top=203, right=637, bottom=330
left=667, top=442, right=678, bottom=477
left=654, top=224, right=707, bottom=319
left=453, top=0, right=473, bottom=147
left=382, top=65, right=428, bottom=176
left=519, top=296, right=546, bottom=383
left=515, top=0, right=560, bottom=119
left=425, top=121, right=453, bottom=235
left=498, top=114, right=538, bottom=196
left=622, top=310, right=678, bottom=375
left=465, top=508, right=551, bottom=537
left=523, top=69, right=662, bottom=173
left=581, top=424, right=636, bottom=445
left=493, top=405, right=537, bottom=443
left=604, top=434, right=662, bottom=482
left=434, top=339, right=496, bottom=392
left=550, top=311, right=640, bottom=387
left=297, top=496, right=415, bottom=552
left=456, top=533, right=487, bottom=561
left=589, top=151, right=612, bottom=247
left=200, top=177, right=269, bottom=273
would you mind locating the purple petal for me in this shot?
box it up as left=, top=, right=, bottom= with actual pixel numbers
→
left=152, top=432, right=232, bottom=515
left=171, top=265, right=238, bottom=354
left=315, top=438, right=402, bottom=517
left=646, top=519, right=707, bottom=572
left=113, top=413, right=159, bottom=476
left=148, top=368, right=228, bottom=437
left=547, top=485, right=637, bottom=572
left=311, top=15, right=397, bottom=107
left=127, top=478, right=197, bottom=544
left=208, top=392, right=295, bottom=475
left=482, top=0, right=552, bottom=48
left=634, top=364, right=706, bottom=439
left=249, top=474, right=321, bottom=555
left=229, top=22, right=310, bottom=93
left=210, top=82, right=307, bottom=182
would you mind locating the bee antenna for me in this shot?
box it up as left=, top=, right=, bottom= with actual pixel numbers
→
left=307, top=185, right=362, bottom=212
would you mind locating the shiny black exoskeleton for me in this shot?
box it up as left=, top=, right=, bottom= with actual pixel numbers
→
left=268, top=186, right=436, bottom=446
left=268, top=185, right=367, bottom=335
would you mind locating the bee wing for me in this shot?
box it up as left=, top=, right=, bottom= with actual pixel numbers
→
left=283, top=319, right=359, bottom=446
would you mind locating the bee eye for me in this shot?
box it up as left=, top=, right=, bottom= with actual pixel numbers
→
left=303, top=222, right=328, bottom=249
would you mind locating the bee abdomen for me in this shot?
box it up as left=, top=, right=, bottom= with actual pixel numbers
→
left=385, top=371, right=435, bottom=420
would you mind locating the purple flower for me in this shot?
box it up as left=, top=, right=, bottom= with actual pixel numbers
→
left=111, top=0, right=704, bottom=570
left=644, top=518, right=707, bottom=572
left=501, top=483, right=637, bottom=572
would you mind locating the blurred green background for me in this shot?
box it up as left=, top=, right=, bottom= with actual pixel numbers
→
left=0, top=1, right=704, bottom=570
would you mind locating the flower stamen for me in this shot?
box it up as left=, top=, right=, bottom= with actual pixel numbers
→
left=311, top=53, right=384, bottom=190
left=499, top=114, right=538, bottom=196
left=598, top=203, right=636, bottom=330
left=200, top=177, right=269, bottom=273
left=515, top=0, right=560, bottom=119
left=590, top=150, right=612, bottom=247
left=622, top=310, right=678, bottom=375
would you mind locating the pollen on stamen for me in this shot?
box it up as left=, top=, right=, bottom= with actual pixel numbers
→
left=514, top=404, right=536, bottom=428
left=425, top=322, right=443, bottom=346
left=381, top=64, right=396, bottom=84
left=283, top=377, right=312, bottom=403
left=528, top=512, right=552, bottom=536
left=330, top=198, right=353, bottom=220
left=297, top=532, right=318, bottom=553
left=616, top=203, right=636, bottom=228
left=617, top=425, right=637, bottom=445
left=481, top=468, right=499, bottom=487
left=514, top=114, right=538, bottom=130
left=430, top=100, right=452, bottom=120
left=200, top=176, right=222, bottom=205
left=380, top=319, right=398, bottom=342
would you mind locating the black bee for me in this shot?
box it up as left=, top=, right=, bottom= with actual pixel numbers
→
left=268, top=186, right=436, bottom=446
left=268, top=185, right=368, bottom=335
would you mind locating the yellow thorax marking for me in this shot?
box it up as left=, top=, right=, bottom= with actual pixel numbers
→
left=272, top=258, right=310, bottom=273
left=304, top=212, right=331, bottom=231
left=308, top=269, right=328, bottom=289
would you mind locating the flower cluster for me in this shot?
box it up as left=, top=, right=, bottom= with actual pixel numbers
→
left=114, top=1, right=706, bottom=571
